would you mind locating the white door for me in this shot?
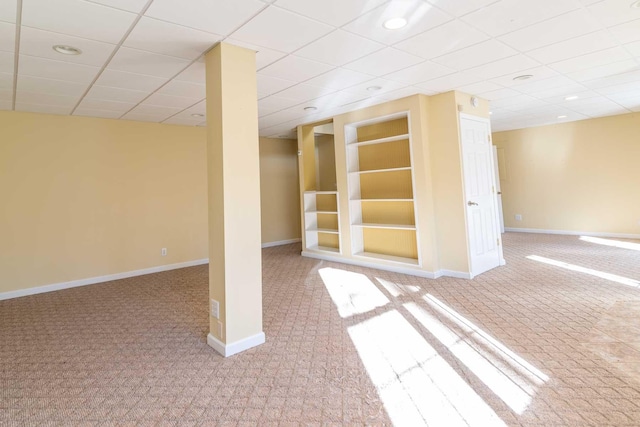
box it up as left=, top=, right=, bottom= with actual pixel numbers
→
left=460, top=114, right=503, bottom=277
left=492, top=145, right=505, bottom=233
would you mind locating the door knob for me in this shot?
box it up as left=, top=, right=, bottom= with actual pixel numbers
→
left=467, top=201, right=478, bottom=206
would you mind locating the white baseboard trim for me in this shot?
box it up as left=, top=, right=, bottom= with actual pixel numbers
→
left=301, top=251, right=472, bottom=280
left=207, top=332, right=265, bottom=357
left=505, top=227, right=640, bottom=239
left=0, top=258, right=209, bottom=301
left=433, top=270, right=473, bottom=279
left=261, top=238, right=301, bottom=248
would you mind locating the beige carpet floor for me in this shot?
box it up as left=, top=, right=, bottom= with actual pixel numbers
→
left=2, top=232, right=640, bottom=426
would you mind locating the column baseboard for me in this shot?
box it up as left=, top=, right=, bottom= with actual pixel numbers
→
left=207, top=332, right=265, bottom=357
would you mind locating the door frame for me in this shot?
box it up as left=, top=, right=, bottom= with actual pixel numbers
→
left=459, top=113, right=506, bottom=278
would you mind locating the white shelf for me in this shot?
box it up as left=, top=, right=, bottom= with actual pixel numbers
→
left=353, top=198, right=414, bottom=202
left=351, top=166, right=412, bottom=175
left=349, top=133, right=410, bottom=148
left=352, top=223, right=416, bottom=230
left=305, top=210, right=338, bottom=214
left=354, top=251, right=419, bottom=265
left=304, top=191, right=338, bottom=195
left=308, top=245, right=340, bottom=253
left=307, top=228, right=339, bottom=234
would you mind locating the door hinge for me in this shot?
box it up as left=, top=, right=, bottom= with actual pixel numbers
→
left=492, top=185, right=495, bottom=193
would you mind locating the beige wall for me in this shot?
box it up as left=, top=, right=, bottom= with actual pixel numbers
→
left=259, top=137, right=301, bottom=244
left=493, top=112, right=640, bottom=235
left=0, top=110, right=208, bottom=294
left=0, top=110, right=302, bottom=296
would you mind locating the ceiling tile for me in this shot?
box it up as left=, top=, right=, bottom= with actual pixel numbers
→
left=461, top=0, right=581, bottom=37
left=85, top=85, right=150, bottom=103
left=394, top=20, right=489, bottom=60
left=464, top=54, right=540, bottom=81
left=19, top=27, right=116, bottom=67
left=19, top=55, right=100, bottom=84
left=84, top=0, right=149, bottom=13
left=384, top=61, right=455, bottom=85
left=582, top=69, right=640, bottom=90
left=121, top=112, right=167, bottom=122
left=550, top=47, right=632, bottom=74
left=274, top=0, right=387, bottom=27
left=76, top=98, right=136, bottom=112
left=256, top=73, right=296, bottom=96
left=459, top=81, right=504, bottom=95
left=124, top=17, right=221, bottom=60
left=22, top=0, right=136, bottom=44
left=498, top=9, right=603, bottom=52
left=626, top=40, right=640, bottom=57
left=74, top=107, right=123, bottom=119
left=432, top=40, right=518, bottom=71
left=0, top=51, right=13, bottom=74
left=174, top=62, right=205, bottom=85
left=508, top=75, right=579, bottom=94
left=609, top=19, right=640, bottom=44
left=229, top=6, right=333, bottom=53
left=537, top=89, right=600, bottom=103
left=143, top=92, right=199, bottom=109
left=258, top=95, right=301, bottom=111
left=259, top=109, right=304, bottom=129
left=587, top=0, right=640, bottom=26
left=597, top=80, right=640, bottom=95
left=16, top=91, right=79, bottom=107
left=274, top=84, right=337, bottom=102
left=304, top=68, right=374, bottom=90
left=0, top=22, right=14, bottom=52
left=415, top=71, right=482, bottom=92
left=0, top=71, right=12, bottom=90
left=225, top=39, right=287, bottom=69
left=377, top=86, right=425, bottom=101
left=343, top=78, right=406, bottom=97
left=425, top=0, right=499, bottom=17
left=566, top=98, right=630, bottom=116
left=146, top=0, right=265, bottom=36
left=489, top=94, right=548, bottom=110
left=15, top=102, right=72, bottom=115
left=526, top=30, right=617, bottom=64
left=480, top=87, right=521, bottom=100
left=343, top=1, right=453, bottom=45
left=96, top=69, right=168, bottom=92
left=490, top=66, right=560, bottom=87
left=17, top=75, right=88, bottom=97
left=157, top=80, right=205, bottom=99
left=528, top=83, right=591, bottom=99
left=129, top=103, right=183, bottom=116
left=0, top=0, right=16, bottom=23
left=108, top=47, right=191, bottom=78
left=295, top=30, right=384, bottom=67
left=344, top=48, right=423, bottom=77
left=259, top=56, right=334, bottom=82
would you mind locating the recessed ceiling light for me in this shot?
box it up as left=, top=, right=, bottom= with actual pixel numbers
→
left=489, top=111, right=493, bottom=115
left=304, top=106, right=317, bottom=111
left=383, top=17, right=408, bottom=30
left=564, top=95, right=579, bottom=101
left=191, top=113, right=204, bottom=118
left=52, top=45, right=82, bottom=55
left=557, top=115, right=568, bottom=119
left=631, top=0, right=640, bottom=8
left=513, top=74, right=533, bottom=81
left=367, top=86, right=382, bottom=92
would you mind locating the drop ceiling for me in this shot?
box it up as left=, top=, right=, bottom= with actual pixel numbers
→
left=1, top=0, right=639, bottom=138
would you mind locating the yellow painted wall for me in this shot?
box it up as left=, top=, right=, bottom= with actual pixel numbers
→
left=0, top=111, right=302, bottom=296
left=259, top=137, right=301, bottom=244
left=493, top=112, right=640, bottom=235
left=0, top=110, right=208, bottom=294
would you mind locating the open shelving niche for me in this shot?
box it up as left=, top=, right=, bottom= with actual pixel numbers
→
left=303, top=190, right=340, bottom=254
left=345, top=112, right=421, bottom=267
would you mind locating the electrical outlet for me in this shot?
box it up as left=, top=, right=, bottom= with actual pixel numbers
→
left=161, top=248, right=167, bottom=256
left=515, top=214, right=523, bottom=221
left=210, top=299, right=219, bottom=319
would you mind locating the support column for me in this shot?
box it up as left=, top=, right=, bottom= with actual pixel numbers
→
left=205, top=42, right=264, bottom=357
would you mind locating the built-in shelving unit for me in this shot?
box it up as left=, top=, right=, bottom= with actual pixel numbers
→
left=304, top=191, right=340, bottom=254
left=345, top=113, right=420, bottom=266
